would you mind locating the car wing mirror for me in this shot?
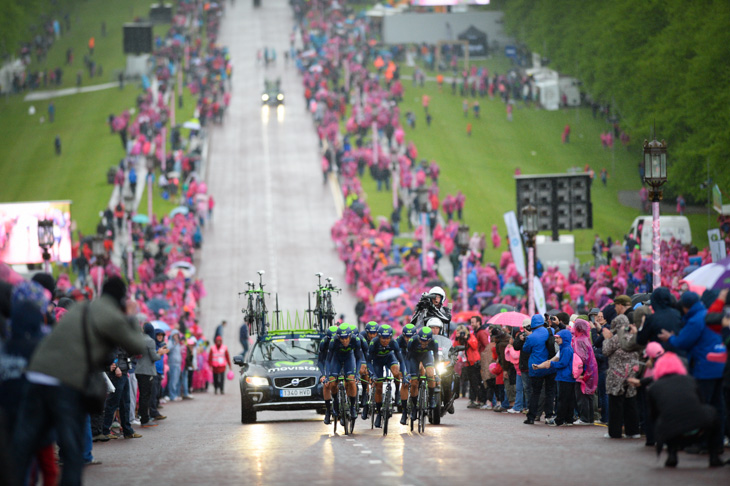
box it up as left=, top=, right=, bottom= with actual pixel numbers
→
left=233, top=355, right=245, bottom=366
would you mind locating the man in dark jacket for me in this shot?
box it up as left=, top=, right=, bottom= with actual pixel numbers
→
left=13, top=277, right=146, bottom=485
left=637, top=287, right=682, bottom=353
left=648, top=353, right=723, bottom=468
left=659, top=291, right=726, bottom=452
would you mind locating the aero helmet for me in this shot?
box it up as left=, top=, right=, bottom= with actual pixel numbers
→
left=418, top=327, right=433, bottom=342
left=377, top=324, right=394, bottom=338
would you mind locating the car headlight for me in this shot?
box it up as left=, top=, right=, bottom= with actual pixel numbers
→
left=262, top=94, right=269, bottom=101
left=436, top=363, right=446, bottom=374
left=277, top=94, right=284, bottom=101
left=245, top=376, right=269, bottom=387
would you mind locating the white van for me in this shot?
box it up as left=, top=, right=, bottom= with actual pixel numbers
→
left=628, top=216, right=692, bottom=254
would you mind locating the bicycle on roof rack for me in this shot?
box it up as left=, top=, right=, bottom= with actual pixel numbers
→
left=311, top=272, right=341, bottom=333
left=239, top=270, right=270, bottom=336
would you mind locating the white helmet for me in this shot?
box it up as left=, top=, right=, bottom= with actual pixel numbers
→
left=429, top=286, right=446, bottom=302
left=426, top=317, right=443, bottom=329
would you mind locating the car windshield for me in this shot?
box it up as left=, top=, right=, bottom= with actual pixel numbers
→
left=252, top=338, right=320, bottom=362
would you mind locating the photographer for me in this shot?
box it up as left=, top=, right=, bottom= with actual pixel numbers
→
left=410, top=286, right=452, bottom=331
left=99, top=347, right=141, bottom=440
left=465, top=316, right=487, bottom=408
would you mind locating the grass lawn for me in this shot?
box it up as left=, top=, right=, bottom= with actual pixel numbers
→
left=359, top=54, right=710, bottom=264
left=0, top=0, right=200, bottom=237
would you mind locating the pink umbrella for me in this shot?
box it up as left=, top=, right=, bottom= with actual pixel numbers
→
left=487, top=311, right=530, bottom=328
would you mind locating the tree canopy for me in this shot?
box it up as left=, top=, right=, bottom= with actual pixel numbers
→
left=501, top=0, right=730, bottom=202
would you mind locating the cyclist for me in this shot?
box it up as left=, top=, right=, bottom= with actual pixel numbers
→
left=325, top=324, right=361, bottom=420
left=396, top=324, right=417, bottom=424
left=410, top=286, right=452, bottom=332
left=318, top=325, right=339, bottom=425
left=405, top=325, right=439, bottom=421
left=358, top=321, right=379, bottom=419
left=367, top=324, right=405, bottom=428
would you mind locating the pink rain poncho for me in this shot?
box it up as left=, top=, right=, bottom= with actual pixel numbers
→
left=571, top=319, right=598, bottom=395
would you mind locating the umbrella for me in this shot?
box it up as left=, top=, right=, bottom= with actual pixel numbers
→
left=167, top=261, right=196, bottom=278
left=166, top=171, right=181, bottom=179
left=151, top=320, right=171, bottom=332
left=183, top=118, right=201, bottom=130
left=386, top=267, right=408, bottom=277
left=546, top=309, right=561, bottom=317
left=169, top=206, right=189, bottom=217
left=425, top=279, right=446, bottom=288
left=596, top=287, right=613, bottom=297
left=683, top=258, right=730, bottom=290
left=374, top=287, right=405, bottom=302
left=487, top=311, right=530, bottom=328
left=501, top=284, right=525, bottom=297
left=482, top=303, right=515, bottom=316
left=631, top=293, right=651, bottom=307
left=473, top=291, right=494, bottom=299
left=452, top=310, right=482, bottom=323
left=132, top=214, right=150, bottom=224
left=147, top=298, right=170, bottom=313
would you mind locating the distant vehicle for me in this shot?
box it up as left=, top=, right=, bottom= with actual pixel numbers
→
left=628, top=215, right=692, bottom=254
left=233, top=330, right=324, bottom=423
left=261, top=79, right=284, bottom=106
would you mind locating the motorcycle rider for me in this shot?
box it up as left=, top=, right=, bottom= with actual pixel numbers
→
left=359, top=322, right=379, bottom=419
left=367, top=325, right=405, bottom=428
left=325, top=325, right=362, bottom=419
left=410, top=286, right=452, bottom=333
left=318, top=325, right=340, bottom=425
left=405, top=326, right=440, bottom=421
left=397, top=324, right=417, bottom=424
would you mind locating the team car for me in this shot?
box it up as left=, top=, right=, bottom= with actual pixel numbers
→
left=233, top=330, right=325, bottom=423
left=261, top=79, right=284, bottom=106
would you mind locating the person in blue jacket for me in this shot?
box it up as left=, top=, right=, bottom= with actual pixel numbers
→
left=659, top=291, right=726, bottom=450
left=522, top=314, right=557, bottom=425
left=534, top=329, right=575, bottom=426
left=358, top=322, right=379, bottom=418
left=325, top=325, right=362, bottom=419
left=318, top=325, right=339, bottom=424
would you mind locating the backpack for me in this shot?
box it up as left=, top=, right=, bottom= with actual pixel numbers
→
left=545, top=333, right=557, bottom=359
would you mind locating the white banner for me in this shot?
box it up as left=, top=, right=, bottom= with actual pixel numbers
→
left=708, top=229, right=726, bottom=263
left=533, top=276, right=547, bottom=315
left=503, top=211, right=526, bottom=278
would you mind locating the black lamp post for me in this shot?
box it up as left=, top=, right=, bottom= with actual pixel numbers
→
left=642, top=137, right=668, bottom=290
left=37, top=219, right=54, bottom=273
left=521, top=205, right=538, bottom=315
left=457, top=223, right=470, bottom=311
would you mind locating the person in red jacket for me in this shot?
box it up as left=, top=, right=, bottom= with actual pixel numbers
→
left=209, top=335, right=232, bottom=395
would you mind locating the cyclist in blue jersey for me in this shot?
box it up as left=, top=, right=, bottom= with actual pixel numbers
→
left=396, top=324, right=417, bottom=424
left=318, top=325, right=340, bottom=424
left=358, top=321, right=379, bottom=419
left=367, top=324, right=405, bottom=428
left=406, top=326, right=439, bottom=420
left=325, top=324, right=361, bottom=419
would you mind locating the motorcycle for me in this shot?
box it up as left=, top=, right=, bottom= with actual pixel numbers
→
left=429, top=335, right=464, bottom=424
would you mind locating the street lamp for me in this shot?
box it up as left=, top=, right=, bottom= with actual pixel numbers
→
left=37, top=219, right=54, bottom=273
left=91, top=235, right=106, bottom=298
left=521, top=205, right=538, bottom=315
left=643, top=137, right=668, bottom=290
left=416, top=186, right=430, bottom=273
left=457, top=223, right=470, bottom=311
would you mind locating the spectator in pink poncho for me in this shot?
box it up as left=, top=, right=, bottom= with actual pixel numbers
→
left=572, top=319, right=598, bottom=424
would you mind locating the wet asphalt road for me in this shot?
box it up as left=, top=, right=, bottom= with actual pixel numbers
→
left=85, top=1, right=728, bottom=484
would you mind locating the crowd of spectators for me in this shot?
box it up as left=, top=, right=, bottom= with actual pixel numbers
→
left=0, top=1, right=235, bottom=484
left=289, top=0, right=729, bottom=468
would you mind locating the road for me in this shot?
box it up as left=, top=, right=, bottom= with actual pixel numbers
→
left=85, top=1, right=728, bottom=484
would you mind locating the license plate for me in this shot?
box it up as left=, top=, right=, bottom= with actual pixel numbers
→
left=280, top=389, right=311, bottom=397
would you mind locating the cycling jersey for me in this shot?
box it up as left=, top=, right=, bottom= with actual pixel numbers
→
left=405, top=338, right=439, bottom=380
left=367, top=339, right=406, bottom=379
left=325, top=338, right=362, bottom=379
left=358, top=330, right=376, bottom=361
left=317, top=335, right=332, bottom=375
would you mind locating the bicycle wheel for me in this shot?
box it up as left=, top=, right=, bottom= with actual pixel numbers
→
left=368, top=384, right=375, bottom=429
left=339, top=386, right=349, bottom=435
left=254, top=298, right=263, bottom=335
left=383, top=384, right=391, bottom=436
left=418, top=380, right=427, bottom=434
